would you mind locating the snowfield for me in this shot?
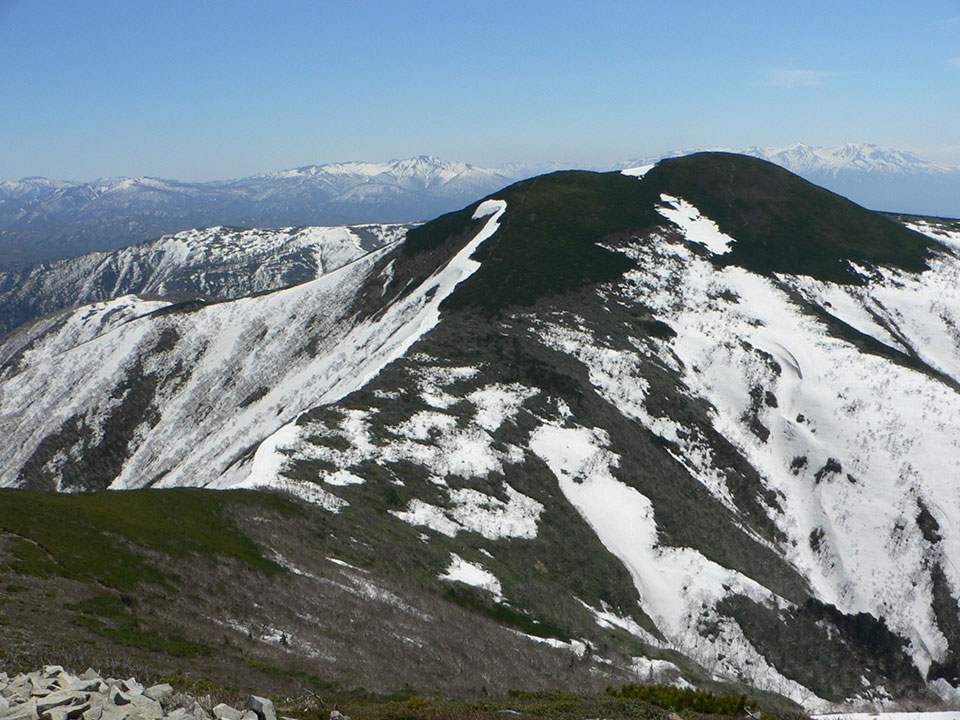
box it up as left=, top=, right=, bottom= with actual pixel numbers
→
left=0, top=202, right=506, bottom=494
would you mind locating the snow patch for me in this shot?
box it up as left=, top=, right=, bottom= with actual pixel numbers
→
left=440, top=553, right=504, bottom=601
left=391, top=483, right=543, bottom=540
left=621, top=164, right=656, bottom=178
left=325, top=469, right=366, bottom=486
left=468, top=383, right=539, bottom=432
left=579, top=600, right=660, bottom=645
left=657, top=194, right=734, bottom=254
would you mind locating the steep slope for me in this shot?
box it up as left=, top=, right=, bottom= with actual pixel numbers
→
left=3, top=153, right=960, bottom=709
left=0, top=157, right=521, bottom=270
left=0, top=223, right=408, bottom=336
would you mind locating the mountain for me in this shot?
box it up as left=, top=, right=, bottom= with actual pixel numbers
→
left=621, top=143, right=960, bottom=217
left=0, top=222, right=409, bottom=336
left=3, top=153, right=960, bottom=710
left=0, top=157, right=523, bottom=271
left=747, top=142, right=955, bottom=177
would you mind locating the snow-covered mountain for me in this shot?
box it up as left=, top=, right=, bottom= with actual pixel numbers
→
left=748, top=142, right=955, bottom=176
left=4, top=154, right=960, bottom=709
left=622, top=143, right=960, bottom=217
left=0, top=156, right=525, bottom=270
left=0, top=222, right=408, bottom=336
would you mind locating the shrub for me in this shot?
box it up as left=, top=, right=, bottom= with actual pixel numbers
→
left=606, top=683, right=759, bottom=716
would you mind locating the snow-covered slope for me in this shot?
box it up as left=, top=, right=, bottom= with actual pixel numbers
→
left=0, top=222, right=408, bottom=336
left=4, top=154, right=960, bottom=709
left=0, top=157, right=524, bottom=270
left=0, top=201, right=505, bottom=497
left=622, top=143, right=960, bottom=216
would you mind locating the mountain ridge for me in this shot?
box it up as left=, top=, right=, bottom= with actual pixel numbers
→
left=0, top=222, right=408, bottom=337
left=5, top=155, right=960, bottom=709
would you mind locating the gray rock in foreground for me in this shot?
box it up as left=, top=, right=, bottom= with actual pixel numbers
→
left=0, top=670, right=265, bottom=720
left=242, top=698, right=275, bottom=720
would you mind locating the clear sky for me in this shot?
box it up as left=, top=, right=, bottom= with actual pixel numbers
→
left=2, top=0, right=959, bottom=181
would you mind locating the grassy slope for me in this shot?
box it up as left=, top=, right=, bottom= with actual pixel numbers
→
left=0, top=487, right=659, bottom=699
left=0, top=488, right=293, bottom=590
left=404, top=171, right=647, bottom=313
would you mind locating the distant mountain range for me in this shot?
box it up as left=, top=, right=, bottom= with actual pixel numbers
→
left=2, top=144, right=957, bottom=272
left=623, top=143, right=960, bottom=218
left=0, top=157, right=548, bottom=270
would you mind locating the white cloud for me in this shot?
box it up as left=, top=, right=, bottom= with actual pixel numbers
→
left=760, top=68, right=836, bottom=88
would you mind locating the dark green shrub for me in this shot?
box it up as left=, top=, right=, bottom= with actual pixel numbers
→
left=606, top=683, right=758, bottom=715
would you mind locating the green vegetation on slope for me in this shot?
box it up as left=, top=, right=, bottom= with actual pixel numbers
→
left=405, top=171, right=648, bottom=313
left=0, top=488, right=296, bottom=590
left=716, top=594, right=923, bottom=701
left=69, top=592, right=214, bottom=657
left=644, top=152, right=936, bottom=283
left=606, top=684, right=759, bottom=716
left=287, top=688, right=798, bottom=720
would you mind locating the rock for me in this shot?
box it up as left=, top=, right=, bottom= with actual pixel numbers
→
left=81, top=701, right=102, bottom=720
left=328, top=711, right=351, bottom=720
left=55, top=677, right=98, bottom=695
left=36, top=691, right=85, bottom=713
left=107, top=688, right=130, bottom=707
left=118, top=682, right=141, bottom=698
left=0, top=698, right=8, bottom=714
left=238, top=711, right=257, bottom=720
left=41, top=708, right=72, bottom=720
left=79, top=673, right=99, bottom=684
left=125, top=697, right=161, bottom=720
left=97, top=707, right=129, bottom=720
left=212, top=705, right=241, bottom=720
left=243, top=697, right=275, bottom=720
left=140, top=687, right=171, bottom=707
left=41, top=669, right=63, bottom=681
left=1, top=698, right=39, bottom=720
left=28, top=676, right=56, bottom=697
left=66, top=706, right=91, bottom=720
left=4, top=688, right=29, bottom=704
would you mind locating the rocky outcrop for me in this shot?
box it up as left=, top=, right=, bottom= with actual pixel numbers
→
left=0, top=668, right=275, bottom=720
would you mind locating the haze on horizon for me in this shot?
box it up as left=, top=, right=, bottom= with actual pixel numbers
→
left=2, top=0, right=959, bottom=182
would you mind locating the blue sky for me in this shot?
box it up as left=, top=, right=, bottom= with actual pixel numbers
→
left=1, top=0, right=958, bottom=181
